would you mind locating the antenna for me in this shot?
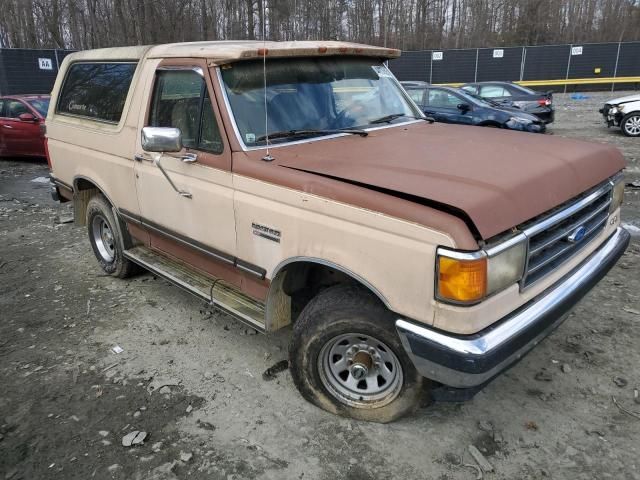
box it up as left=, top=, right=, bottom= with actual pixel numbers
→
left=261, top=0, right=274, bottom=162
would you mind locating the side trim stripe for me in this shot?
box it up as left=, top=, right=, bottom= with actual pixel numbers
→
left=119, top=208, right=267, bottom=279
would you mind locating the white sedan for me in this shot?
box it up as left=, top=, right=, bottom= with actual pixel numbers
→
left=600, top=94, right=640, bottom=137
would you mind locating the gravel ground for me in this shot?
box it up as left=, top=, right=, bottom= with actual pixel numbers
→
left=1, top=91, right=640, bottom=480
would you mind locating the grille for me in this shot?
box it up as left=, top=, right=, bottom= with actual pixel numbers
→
left=521, top=182, right=612, bottom=288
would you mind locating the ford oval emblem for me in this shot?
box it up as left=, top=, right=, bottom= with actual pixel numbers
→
left=567, top=226, right=587, bottom=243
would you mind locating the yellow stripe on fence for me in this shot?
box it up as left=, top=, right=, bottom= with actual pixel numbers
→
left=436, top=76, right=640, bottom=88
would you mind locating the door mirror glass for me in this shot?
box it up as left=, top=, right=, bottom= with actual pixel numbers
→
left=457, top=103, right=471, bottom=112
left=18, top=113, right=37, bottom=122
left=141, top=126, right=182, bottom=152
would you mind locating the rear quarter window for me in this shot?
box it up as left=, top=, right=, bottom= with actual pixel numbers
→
left=56, top=62, right=137, bottom=123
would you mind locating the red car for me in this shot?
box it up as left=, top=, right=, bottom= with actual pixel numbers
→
left=0, top=94, right=50, bottom=158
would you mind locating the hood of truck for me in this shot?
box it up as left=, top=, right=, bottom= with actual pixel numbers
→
left=272, top=121, right=625, bottom=239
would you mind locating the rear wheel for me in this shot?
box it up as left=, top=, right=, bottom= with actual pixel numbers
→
left=289, top=285, right=426, bottom=422
left=621, top=113, right=640, bottom=137
left=86, top=194, right=136, bottom=278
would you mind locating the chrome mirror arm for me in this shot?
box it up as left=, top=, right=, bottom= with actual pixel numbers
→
left=151, top=153, right=193, bottom=198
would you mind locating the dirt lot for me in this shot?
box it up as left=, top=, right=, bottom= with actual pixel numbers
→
left=1, top=91, right=640, bottom=480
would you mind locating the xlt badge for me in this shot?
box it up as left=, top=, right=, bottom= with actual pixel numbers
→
left=252, top=222, right=281, bottom=243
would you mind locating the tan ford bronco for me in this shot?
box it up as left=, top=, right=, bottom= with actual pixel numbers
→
left=46, top=41, right=629, bottom=422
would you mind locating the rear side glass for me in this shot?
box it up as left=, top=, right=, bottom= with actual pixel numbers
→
left=57, top=62, right=136, bottom=123
left=481, top=85, right=510, bottom=98
left=0, top=100, right=5, bottom=116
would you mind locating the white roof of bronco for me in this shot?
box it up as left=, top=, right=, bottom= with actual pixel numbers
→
left=63, top=41, right=400, bottom=65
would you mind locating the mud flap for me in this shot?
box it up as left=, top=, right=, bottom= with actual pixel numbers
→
left=73, top=188, right=98, bottom=226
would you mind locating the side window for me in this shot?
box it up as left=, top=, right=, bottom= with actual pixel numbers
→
left=480, top=85, right=510, bottom=98
left=427, top=90, right=461, bottom=108
left=149, top=70, right=223, bottom=154
left=7, top=100, right=30, bottom=118
left=408, top=89, right=425, bottom=105
left=57, top=62, right=137, bottom=123
left=461, top=85, right=478, bottom=94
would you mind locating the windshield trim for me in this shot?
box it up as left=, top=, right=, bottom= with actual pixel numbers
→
left=215, top=66, right=424, bottom=152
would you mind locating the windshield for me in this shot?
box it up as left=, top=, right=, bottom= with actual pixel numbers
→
left=220, top=57, right=421, bottom=146
left=27, top=98, right=50, bottom=117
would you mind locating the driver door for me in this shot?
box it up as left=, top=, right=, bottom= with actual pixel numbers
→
left=424, top=89, right=473, bottom=125
left=133, top=61, right=237, bottom=267
left=1, top=99, right=38, bottom=156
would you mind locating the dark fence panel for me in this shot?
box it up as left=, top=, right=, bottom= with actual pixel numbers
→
left=431, top=48, right=476, bottom=84
left=0, top=48, right=75, bottom=95
left=616, top=42, right=640, bottom=77
left=567, top=42, right=618, bottom=78
left=521, top=44, right=571, bottom=81
left=387, top=50, right=430, bottom=82
left=388, top=41, right=639, bottom=91
left=476, top=47, right=523, bottom=82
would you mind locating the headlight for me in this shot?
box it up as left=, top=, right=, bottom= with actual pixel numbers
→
left=506, top=117, right=532, bottom=129
left=508, top=116, right=531, bottom=124
left=610, top=174, right=625, bottom=214
left=436, top=236, right=527, bottom=305
left=609, top=106, right=619, bottom=114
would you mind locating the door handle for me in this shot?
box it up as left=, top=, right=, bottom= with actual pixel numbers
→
left=2, top=125, right=12, bottom=129
left=180, top=153, right=197, bottom=163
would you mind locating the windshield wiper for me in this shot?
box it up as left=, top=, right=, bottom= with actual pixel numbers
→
left=369, top=113, right=433, bottom=124
left=256, top=128, right=367, bottom=142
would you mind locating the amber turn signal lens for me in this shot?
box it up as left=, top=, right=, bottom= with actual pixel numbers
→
left=438, top=256, right=487, bottom=303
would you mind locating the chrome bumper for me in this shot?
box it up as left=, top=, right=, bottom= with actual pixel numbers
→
left=396, top=227, right=630, bottom=388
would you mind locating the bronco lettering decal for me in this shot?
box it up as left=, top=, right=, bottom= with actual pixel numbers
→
left=252, top=222, right=281, bottom=243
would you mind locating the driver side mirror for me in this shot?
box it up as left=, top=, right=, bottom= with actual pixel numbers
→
left=457, top=103, right=471, bottom=112
left=141, top=127, right=182, bottom=153
left=18, top=113, right=37, bottom=122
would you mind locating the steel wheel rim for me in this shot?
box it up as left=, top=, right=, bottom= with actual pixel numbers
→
left=624, top=116, right=640, bottom=135
left=318, top=333, right=403, bottom=407
left=92, top=215, right=115, bottom=263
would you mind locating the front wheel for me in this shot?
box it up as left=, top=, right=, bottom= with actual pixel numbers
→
left=289, top=285, right=426, bottom=423
left=621, top=113, right=640, bottom=137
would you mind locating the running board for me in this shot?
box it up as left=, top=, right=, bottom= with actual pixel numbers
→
left=123, top=246, right=265, bottom=332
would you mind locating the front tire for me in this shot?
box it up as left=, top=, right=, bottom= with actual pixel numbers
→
left=289, top=285, right=426, bottom=423
left=86, top=194, right=136, bottom=278
left=621, top=113, right=640, bottom=137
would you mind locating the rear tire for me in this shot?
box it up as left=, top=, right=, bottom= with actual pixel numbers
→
left=621, top=113, right=640, bottom=137
left=289, top=284, right=426, bottom=423
left=86, top=194, right=136, bottom=278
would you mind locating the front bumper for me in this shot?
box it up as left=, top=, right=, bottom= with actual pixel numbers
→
left=396, top=227, right=630, bottom=388
left=600, top=106, right=623, bottom=127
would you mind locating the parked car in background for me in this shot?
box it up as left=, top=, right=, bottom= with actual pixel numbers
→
left=0, top=94, right=49, bottom=158
left=405, top=84, right=545, bottom=133
left=461, top=81, right=554, bottom=124
left=600, top=94, right=640, bottom=137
